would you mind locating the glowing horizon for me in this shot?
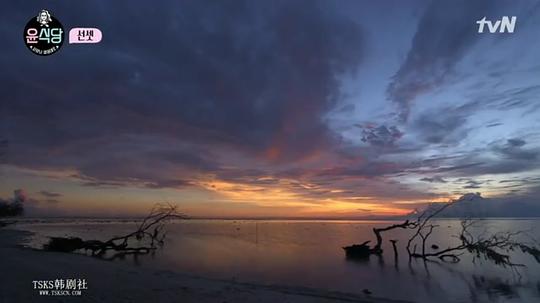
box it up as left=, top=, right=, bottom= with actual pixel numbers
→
left=2, top=1, right=540, bottom=218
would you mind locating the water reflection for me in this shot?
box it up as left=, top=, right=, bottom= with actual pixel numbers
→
left=15, top=219, right=540, bottom=303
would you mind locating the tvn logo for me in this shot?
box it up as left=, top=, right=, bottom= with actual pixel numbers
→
left=477, top=16, right=516, bottom=33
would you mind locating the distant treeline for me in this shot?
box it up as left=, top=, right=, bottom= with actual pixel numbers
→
left=0, top=201, right=23, bottom=217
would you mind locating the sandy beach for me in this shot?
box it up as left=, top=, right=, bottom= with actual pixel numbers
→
left=0, top=228, right=410, bottom=303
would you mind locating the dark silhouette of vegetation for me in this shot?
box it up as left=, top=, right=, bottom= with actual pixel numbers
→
left=0, top=190, right=24, bottom=224
left=44, top=203, right=186, bottom=259
left=343, top=220, right=417, bottom=258
left=0, top=141, right=22, bottom=226
left=344, top=197, right=540, bottom=270
left=390, top=239, right=399, bottom=262
left=0, top=202, right=23, bottom=218
left=0, top=220, right=17, bottom=228
left=0, top=139, right=6, bottom=159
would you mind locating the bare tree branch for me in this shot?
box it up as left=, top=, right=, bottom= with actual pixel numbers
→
left=344, top=196, right=540, bottom=270
left=407, top=213, right=540, bottom=269
left=343, top=220, right=416, bottom=257
left=44, top=203, right=186, bottom=258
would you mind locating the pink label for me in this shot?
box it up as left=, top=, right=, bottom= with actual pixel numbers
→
left=69, top=28, right=102, bottom=44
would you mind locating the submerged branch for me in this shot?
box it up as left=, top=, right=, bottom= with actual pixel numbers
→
left=44, top=203, right=186, bottom=257
left=408, top=215, right=540, bottom=268
left=343, top=220, right=416, bottom=258
left=0, top=220, right=17, bottom=228
left=344, top=195, right=540, bottom=269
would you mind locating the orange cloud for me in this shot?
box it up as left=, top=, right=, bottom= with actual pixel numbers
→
left=196, top=177, right=413, bottom=216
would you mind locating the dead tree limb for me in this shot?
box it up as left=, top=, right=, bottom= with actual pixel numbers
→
left=390, top=239, right=399, bottom=261
left=371, top=220, right=417, bottom=254
left=406, top=201, right=455, bottom=258
left=344, top=195, right=540, bottom=269
left=0, top=220, right=17, bottom=228
left=408, top=215, right=540, bottom=269
left=44, top=203, right=186, bottom=257
left=343, top=220, right=416, bottom=258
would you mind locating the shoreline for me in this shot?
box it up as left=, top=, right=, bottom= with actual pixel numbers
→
left=0, top=228, right=411, bottom=303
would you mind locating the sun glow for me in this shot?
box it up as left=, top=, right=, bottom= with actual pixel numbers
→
left=197, top=178, right=412, bottom=216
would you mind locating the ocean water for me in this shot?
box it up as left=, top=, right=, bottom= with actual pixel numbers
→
left=12, top=219, right=540, bottom=303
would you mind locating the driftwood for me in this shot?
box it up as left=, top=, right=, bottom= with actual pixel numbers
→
left=343, top=220, right=417, bottom=258
left=0, top=220, right=17, bottom=228
left=44, top=203, right=185, bottom=258
left=344, top=198, right=540, bottom=269
left=404, top=203, right=540, bottom=267
left=409, top=219, right=540, bottom=267
left=390, top=239, right=399, bottom=261
left=343, top=240, right=372, bottom=258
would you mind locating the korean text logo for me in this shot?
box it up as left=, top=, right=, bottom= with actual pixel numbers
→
left=24, top=9, right=65, bottom=56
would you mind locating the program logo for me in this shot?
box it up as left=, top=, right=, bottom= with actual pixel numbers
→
left=23, top=9, right=65, bottom=56
left=476, top=16, right=517, bottom=34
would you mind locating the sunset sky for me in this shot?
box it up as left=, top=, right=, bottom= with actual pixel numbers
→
left=1, top=1, right=540, bottom=217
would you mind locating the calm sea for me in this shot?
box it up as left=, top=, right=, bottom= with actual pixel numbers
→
left=12, top=219, right=540, bottom=303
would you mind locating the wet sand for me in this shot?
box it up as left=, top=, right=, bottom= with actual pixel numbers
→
left=0, top=228, right=411, bottom=303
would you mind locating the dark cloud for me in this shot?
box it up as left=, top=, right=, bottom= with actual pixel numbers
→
left=317, top=161, right=404, bottom=178
left=415, top=155, right=465, bottom=168
left=387, top=0, right=498, bottom=121
left=499, top=176, right=540, bottom=185
left=420, top=176, right=447, bottom=183
left=463, top=84, right=540, bottom=116
left=462, top=180, right=483, bottom=189
left=491, top=85, right=540, bottom=111
left=1, top=0, right=364, bottom=188
left=143, top=179, right=193, bottom=189
left=360, top=125, right=403, bottom=147
left=494, top=139, right=538, bottom=161
left=420, top=157, right=536, bottom=178
left=414, top=138, right=540, bottom=178
left=485, top=122, right=503, bottom=128
left=507, top=138, right=526, bottom=147
left=413, top=108, right=469, bottom=144
left=38, top=190, right=62, bottom=198
left=1, top=1, right=538, bottom=214
left=433, top=162, right=485, bottom=173
left=423, top=192, right=540, bottom=218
